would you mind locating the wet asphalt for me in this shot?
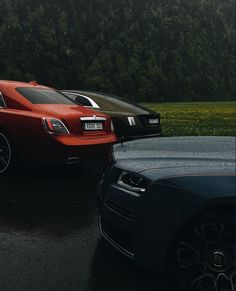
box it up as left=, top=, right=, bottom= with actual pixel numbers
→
left=0, top=165, right=175, bottom=291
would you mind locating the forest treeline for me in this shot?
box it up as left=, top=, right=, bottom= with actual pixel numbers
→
left=0, top=0, right=235, bottom=102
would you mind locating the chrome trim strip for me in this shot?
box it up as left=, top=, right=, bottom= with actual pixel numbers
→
left=98, top=216, right=134, bottom=259
left=62, top=91, right=100, bottom=109
left=111, top=184, right=141, bottom=198
left=80, top=116, right=106, bottom=121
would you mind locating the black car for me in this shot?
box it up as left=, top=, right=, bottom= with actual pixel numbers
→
left=61, top=90, right=161, bottom=140
left=98, top=136, right=236, bottom=291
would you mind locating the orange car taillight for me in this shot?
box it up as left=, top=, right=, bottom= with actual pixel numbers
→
left=42, top=118, right=70, bottom=135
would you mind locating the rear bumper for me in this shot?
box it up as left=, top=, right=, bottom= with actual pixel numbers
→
left=112, top=115, right=161, bottom=139
left=18, top=133, right=117, bottom=165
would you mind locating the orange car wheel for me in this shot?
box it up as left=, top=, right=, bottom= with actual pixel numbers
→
left=0, top=132, right=13, bottom=174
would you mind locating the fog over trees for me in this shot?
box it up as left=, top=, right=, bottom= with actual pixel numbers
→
left=0, top=0, right=235, bottom=101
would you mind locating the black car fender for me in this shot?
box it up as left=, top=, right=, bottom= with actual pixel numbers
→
left=133, top=175, right=236, bottom=270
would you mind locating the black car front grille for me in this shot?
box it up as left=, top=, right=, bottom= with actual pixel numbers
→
left=101, top=217, right=135, bottom=255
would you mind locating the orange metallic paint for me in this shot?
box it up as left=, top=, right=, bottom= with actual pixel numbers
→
left=0, top=80, right=117, bottom=165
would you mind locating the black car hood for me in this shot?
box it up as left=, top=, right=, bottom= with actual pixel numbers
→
left=113, top=137, right=236, bottom=180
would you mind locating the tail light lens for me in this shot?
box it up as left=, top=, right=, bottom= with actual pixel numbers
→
left=42, top=118, right=70, bottom=135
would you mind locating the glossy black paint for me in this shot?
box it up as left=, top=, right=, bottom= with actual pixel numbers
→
left=61, top=90, right=161, bottom=140
left=98, top=137, right=236, bottom=269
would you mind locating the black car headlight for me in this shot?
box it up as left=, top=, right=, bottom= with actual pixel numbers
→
left=117, top=171, right=149, bottom=194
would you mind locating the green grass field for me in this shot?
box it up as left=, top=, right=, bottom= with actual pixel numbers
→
left=141, top=101, right=236, bottom=137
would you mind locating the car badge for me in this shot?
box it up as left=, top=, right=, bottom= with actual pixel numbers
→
left=128, top=116, right=136, bottom=126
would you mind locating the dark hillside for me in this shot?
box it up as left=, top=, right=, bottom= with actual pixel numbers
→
left=0, top=0, right=235, bottom=101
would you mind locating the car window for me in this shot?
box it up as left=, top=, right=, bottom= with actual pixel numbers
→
left=0, top=92, right=6, bottom=108
left=83, top=93, right=150, bottom=114
left=63, top=92, right=92, bottom=106
left=74, top=95, right=93, bottom=106
left=62, top=92, right=100, bottom=108
left=62, top=92, right=77, bottom=102
left=16, top=87, right=76, bottom=105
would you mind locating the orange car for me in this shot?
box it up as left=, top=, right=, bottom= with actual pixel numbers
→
left=0, top=80, right=117, bottom=174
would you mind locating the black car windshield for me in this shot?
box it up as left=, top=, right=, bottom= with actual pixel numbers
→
left=16, top=87, right=76, bottom=105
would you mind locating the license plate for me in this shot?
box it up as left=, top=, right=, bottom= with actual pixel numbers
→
left=83, top=122, right=103, bottom=130
left=149, top=118, right=159, bottom=124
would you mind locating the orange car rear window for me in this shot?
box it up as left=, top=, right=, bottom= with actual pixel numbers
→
left=16, top=87, right=76, bottom=105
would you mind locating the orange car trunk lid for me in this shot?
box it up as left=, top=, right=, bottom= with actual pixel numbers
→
left=34, top=104, right=109, bottom=135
